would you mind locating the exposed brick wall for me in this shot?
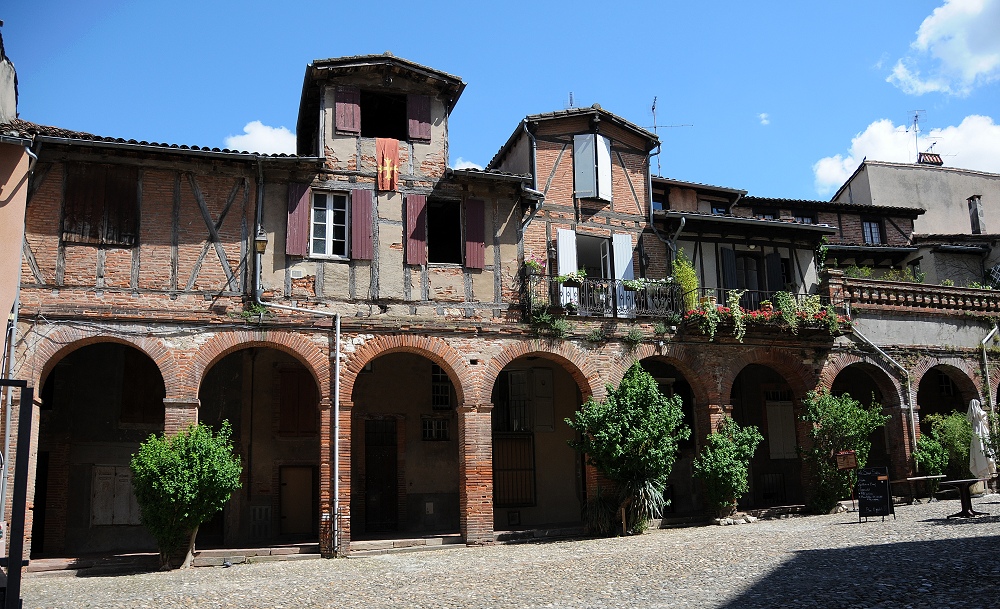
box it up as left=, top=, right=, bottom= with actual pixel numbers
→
left=458, top=404, right=493, bottom=544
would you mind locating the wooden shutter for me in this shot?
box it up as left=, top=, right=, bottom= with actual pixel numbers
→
left=721, top=247, right=738, bottom=289
left=350, top=190, right=374, bottom=260
left=335, top=86, right=361, bottom=134
left=63, top=164, right=106, bottom=245
left=406, top=194, right=427, bottom=265
left=407, top=94, right=432, bottom=142
left=112, top=468, right=132, bottom=525
left=766, top=402, right=798, bottom=459
left=573, top=134, right=596, bottom=199
left=464, top=198, right=485, bottom=269
left=91, top=466, right=115, bottom=526
left=556, top=228, right=578, bottom=276
left=103, top=165, right=139, bottom=246
left=596, top=135, right=612, bottom=202
left=280, top=369, right=318, bottom=435
left=765, top=252, right=784, bottom=292
left=286, top=183, right=311, bottom=257
left=612, top=233, right=636, bottom=318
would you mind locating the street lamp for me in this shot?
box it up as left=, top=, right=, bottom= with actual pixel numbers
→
left=254, top=229, right=268, bottom=255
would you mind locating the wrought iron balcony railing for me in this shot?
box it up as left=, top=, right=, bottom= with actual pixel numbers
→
left=525, top=274, right=684, bottom=319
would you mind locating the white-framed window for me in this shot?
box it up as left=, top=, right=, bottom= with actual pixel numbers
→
left=310, top=192, right=349, bottom=258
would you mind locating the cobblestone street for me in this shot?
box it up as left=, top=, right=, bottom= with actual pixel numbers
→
left=23, top=496, right=1000, bottom=609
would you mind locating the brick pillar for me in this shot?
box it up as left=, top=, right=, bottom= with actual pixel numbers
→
left=317, top=396, right=333, bottom=557
left=458, top=402, right=493, bottom=545
left=163, top=398, right=199, bottom=435
left=3, top=390, right=40, bottom=560
left=325, top=399, right=352, bottom=556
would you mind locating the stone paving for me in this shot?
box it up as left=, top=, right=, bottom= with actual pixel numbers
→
left=22, top=496, right=1000, bottom=608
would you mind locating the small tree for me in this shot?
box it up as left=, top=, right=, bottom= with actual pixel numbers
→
left=674, top=249, right=699, bottom=311
left=912, top=436, right=948, bottom=495
left=924, top=411, right=973, bottom=480
left=801, top=390, right=888, bottom=513
left=131, top=421, right=243, bottom=569
left=693, top=418, right=763, bottom=517
left=566, top=362, right=690, bottom=535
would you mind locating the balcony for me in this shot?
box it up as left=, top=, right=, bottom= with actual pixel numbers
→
left=525, top=274, right=684, bottom=319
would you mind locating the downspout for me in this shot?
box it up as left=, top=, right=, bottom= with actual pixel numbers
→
left=1, top=143, right=39, bottom=537
left=252, top=157, right=342, bottom=555
left=981, top=324, right=997, bottom=411
left=850, top=323, right=918, bottom=467
left=519, top=121, right=542, bottom=234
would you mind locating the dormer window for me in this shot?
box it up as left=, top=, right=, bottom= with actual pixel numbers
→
left=334, top=86, right=432, bottom=142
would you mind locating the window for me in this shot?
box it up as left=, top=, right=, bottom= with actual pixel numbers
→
left=63, top=164, right=139, bottom=247
left=334, top=86, right=432, bottom=142
left=754, top=208, right=777, bottom=220
left=91, top=466, right=140, bottom=526
left=310, top=192, right=348, bottom=258
left=431, top=364, right=453, bottom=410
left=793, top=212, right=816, bottom=224
left=573, top=133, right=612, bottom=202
left=427, top=199, right=463, bottom=264
left=938, top=371, right=956, bottom=397
left=421, top=417, right=450, bottom=441
left=711, top=204, right=728, bottom=215
left=862, top=219, right=884, bottom=245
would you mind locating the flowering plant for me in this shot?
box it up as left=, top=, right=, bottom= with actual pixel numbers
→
left=525, top=253, right=547, bottom=273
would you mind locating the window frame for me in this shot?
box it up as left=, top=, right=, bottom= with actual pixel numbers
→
left=309, top=191, right=350, bottom=260
left=62, top=163, right=140, bottom=248
left=861, top=218, right=884, bottom=245
left=426, top=198, right=464, bottom=265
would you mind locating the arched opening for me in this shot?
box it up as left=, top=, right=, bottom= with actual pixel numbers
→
left=350, top=352, right=460, bottom=537
left=916, top=365, right=976, bottom=436
left=197, top=347, right=320, bottom=549
left=33, top=342, right=165, bottom=557
left=730, top=364, right=802, bottom=508
left=490, top=354, right=584, bottom=531
left=831, top=363, right=894, bottom=475
left=638, top=358, right=699, bottom=515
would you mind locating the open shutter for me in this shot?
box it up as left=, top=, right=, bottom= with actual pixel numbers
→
left=407, top=94, right=432, bottom=142
left=573, top=134, right=596, bottom=199
left=406, top=194, right=427, bottom=265
left=613, top=233, right=636, bottom=318
left=765, top=252, right=784, bottom=292
left=465, top=198, right=485, bottom=269
left=596, top=135, right=612, bottom=202
left=721, top=247, right=738, bottom=289
left=91, top=466, right=115, bottom=526
left=557, top=228, right=578, bottom=308
left=350, top=190, right=374, bottom=260
left=286, top=183, right=311, bottom=257
left=335, top=86, right=361, bottom=134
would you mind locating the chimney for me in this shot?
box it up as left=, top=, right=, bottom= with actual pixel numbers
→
left=0, top=21, right=18, bottom=124
left=917, top=152, right=943, bottom=166
left=968, top=195, right=984, bottom=235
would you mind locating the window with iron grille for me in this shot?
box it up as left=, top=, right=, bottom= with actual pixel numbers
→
left=862, top=219, right=883, bottom=245
left=431, top=364, right=453, bottom=410
left=421, top=417, right=450, bottom=441
left=492, top=370, right=537, bottom=507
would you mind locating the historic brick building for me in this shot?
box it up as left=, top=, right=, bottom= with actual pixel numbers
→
left=3, top=51, right=1000, bottom=563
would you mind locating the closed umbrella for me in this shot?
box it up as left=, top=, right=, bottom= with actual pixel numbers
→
left=967, top=399, right=996, bottom=481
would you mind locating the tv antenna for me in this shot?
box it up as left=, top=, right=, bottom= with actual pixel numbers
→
left=906, top=110, right=925, bottom=161
left=649, top=96, right=692, bottom=176
left=567, top=91, right=575, bottom=108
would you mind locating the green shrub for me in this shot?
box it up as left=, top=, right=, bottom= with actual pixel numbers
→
left=844, top=265, right=873, bottom=279
left=693, top=418, right=763, bottom=517
left=529, top=306, right=569, bottom=338
left=566, top=363, right=690, bottom=534
left=674, top=249, right=699, bottom=311
left=622, top=327, right=643, bottom=350
left=924, top=411, right=972, bottom=480
left=586, top=328, right=608, bottom=343
left=131, top=422, right=243, bottom=569
left=912, top=436, right=948, bottom=494
left=801, top=390, right=888, bottom=514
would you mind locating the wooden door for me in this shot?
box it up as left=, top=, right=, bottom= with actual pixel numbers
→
left=365, top=419, right=398, bottom=532
left=280, top=466, right=315, bottom=536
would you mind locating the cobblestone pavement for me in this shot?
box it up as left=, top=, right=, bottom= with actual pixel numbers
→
left=23, top=496, right=1000, bottom=609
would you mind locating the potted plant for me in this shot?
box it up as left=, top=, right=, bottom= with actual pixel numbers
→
left=558, top=269, right=587, bottom=287
left=525, top=253, right=547, bottom=275
left=622, top=278, right=645, bottom=292
left=759, top=299, right=773, bottom=312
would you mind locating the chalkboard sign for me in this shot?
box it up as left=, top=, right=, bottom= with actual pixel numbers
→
left=856, top=466, right=894, bottom=521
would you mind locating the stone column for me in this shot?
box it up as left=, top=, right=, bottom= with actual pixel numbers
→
left=163, top=398, right=199, bottom=435
left=458, top=402, right=493, bottom=545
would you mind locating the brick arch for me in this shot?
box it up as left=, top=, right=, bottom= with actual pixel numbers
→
left=610, top=343, right=712, bottom=406
left=341, top=334, right=472, bottom=405
left=477, top=339, right=601, bottom=406
left=191, top=330, right=330, bottom=402
left=817, top=352, right=905, bottom=408
left=26, top=325, right=178, bottom=397
left=719, top=346, right=818, bottom=401
left=911, top=356, right=982, bottom=404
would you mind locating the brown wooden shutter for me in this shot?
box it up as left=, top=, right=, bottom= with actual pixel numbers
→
left=464, top=198, right=485, bottom=269
left=765, top=252, right=784, bottom=292
left=407, top=94, right=432, bottom=142
left=350, top=189, right=374, bottom=260
left=279, top=369, right=318, bottom=435
left=102, top=165, right=139, bottom=246
left=721, top=247, right=738, bottom=289
left=335, top=86, right=361, bottom=134
left=406, top=194, right=427, bottom=265
left=286, top=183, right=311, bottom=257
left=63, top=164, right=106, bottom=245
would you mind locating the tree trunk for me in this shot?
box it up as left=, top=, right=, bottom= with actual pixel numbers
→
left=178, top=526, right=199, bottom=569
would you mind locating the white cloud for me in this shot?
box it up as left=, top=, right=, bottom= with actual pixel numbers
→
left=812, top=114, right=1000, bottom=195
left=452, top=157, right=483, bottom=170
left=224, top=121, right=296, bottom=154
left=758, top=113, right=770, bottom=126
left=887, top=0, right=1000, bottom=96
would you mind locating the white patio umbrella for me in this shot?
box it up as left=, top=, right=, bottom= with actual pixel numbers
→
left=967, top=399, right=996, bottom=480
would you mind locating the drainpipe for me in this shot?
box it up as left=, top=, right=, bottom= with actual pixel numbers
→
left=252, top=157, right=342, bottom=555
left=519, top=121, right=543, bottom=234
left=850, top=325, right=918, bottom=465
left=981, top=324, right=998, bottom=411
left=1, top=143, right=39, bottom=542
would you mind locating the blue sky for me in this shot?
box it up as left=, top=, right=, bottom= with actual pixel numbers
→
left=3, top=1, right=999, bottom=199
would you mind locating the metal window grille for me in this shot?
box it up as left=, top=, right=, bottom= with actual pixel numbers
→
left=431, top=364, right=452, bottom=410
left=421, top=417, right=450, bottom=441
left=493, top=434, right=536, bottom=507
left=862, top=220, right=883, bottom=245
left=763, top=389, right=792, bottom=402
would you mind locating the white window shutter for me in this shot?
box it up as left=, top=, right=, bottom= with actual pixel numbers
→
left=612, top=233, right=636, bottom=317
left=573, top=134, right=596, bottom=199
left=557, top=228, right=579, bottom=308
left=91, top=466, right=115, bottom=526
left=597, top=135, right=612, bottom=202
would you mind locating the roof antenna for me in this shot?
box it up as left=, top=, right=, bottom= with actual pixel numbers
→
left=906, top=110, right=924, bottom=162
left=568, top=91, right=575, bottom=108
left=648, top=96, right=692, bottom=177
